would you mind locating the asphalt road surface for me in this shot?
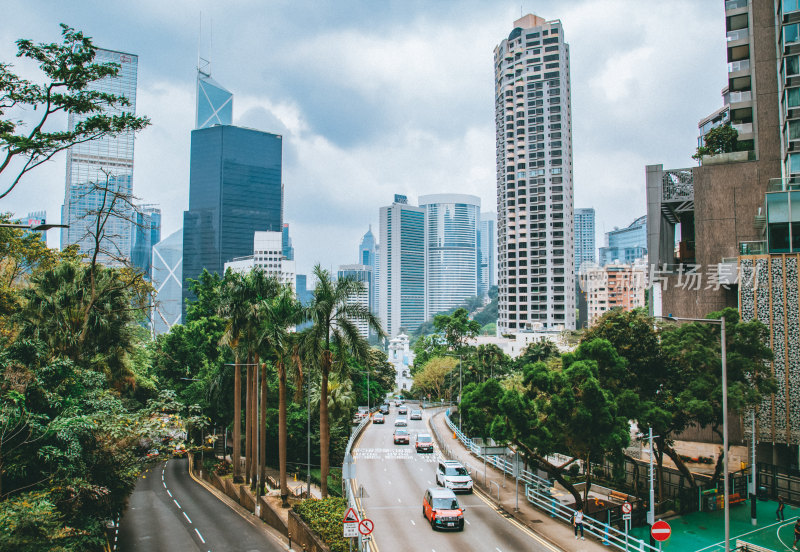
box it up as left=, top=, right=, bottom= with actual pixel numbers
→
left=353, top=406, right=563, bottom=552
left=117, top=457, right=287, bottom=552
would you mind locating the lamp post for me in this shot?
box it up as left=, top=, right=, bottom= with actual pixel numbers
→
left=663, top=314, right=729, bottom=552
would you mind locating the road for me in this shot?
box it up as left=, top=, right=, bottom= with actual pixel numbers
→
left=117, top=457, right=288, bottom=552
left=353, top=406, right=562, bottom=552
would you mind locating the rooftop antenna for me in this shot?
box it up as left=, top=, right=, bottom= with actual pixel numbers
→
left=197, top=11, right=211, bottom=77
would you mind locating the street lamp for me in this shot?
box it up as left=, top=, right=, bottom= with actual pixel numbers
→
left=662, top=314, right=729, bottom=552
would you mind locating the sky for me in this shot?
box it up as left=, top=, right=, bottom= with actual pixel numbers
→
left=0, top=0, right=728, bottom=278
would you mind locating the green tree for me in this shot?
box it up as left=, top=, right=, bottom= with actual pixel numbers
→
left=433, top=308, right=481, bottom=351
left=0, top=24, right=150, bottom=199
left=305, top=265, right=384, bottom=497
left=412, top=357, right=458, bottom=401
left=693, top=124, right=739, bottom=160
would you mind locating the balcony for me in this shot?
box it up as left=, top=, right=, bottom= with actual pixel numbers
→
left=767, top=177, right=800, bottom=191
left=727, top=28, right=749, bottom=42
left=739, top=241, right=766, bottom=255
left=728, top=90, right=752, bottom=103
left=732, top=122, right=753, bottom=135
left=727, top=59, right=750, bottom=74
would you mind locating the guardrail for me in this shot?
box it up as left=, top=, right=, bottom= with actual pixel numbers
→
left=443, top=411, right=659, bottom=552
left=343, top=407, right=377, bottom=551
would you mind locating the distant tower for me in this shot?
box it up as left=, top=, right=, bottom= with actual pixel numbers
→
left=196, top=61, right=233, bottom=129
left=151, top=229, right=183, bottom=335
left=478, top=212, right=497, bottom=297
left=282, top=223, right=295, bottom=261
left=359, top=225, right=378, bottom=315
left=574, top=208, right=596, bottom=273
left=131, top=204, right=161, bottom=279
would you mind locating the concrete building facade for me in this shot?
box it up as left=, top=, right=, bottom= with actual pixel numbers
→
left=580, top=262, right=647, bottom=327
left=337, top=264, right=372, bottom=339
left=494, top=14, right=576, bottom=333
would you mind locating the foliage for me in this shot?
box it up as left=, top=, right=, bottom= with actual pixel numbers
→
left=0, top=24, right=150, bottom=200
left=412, top=357, right=458, bottom=400
left=293, top=497, right=348, bottom=552
left=693, top=124, right=742, bottom=160
left=433, top=308, right=481, bottom=351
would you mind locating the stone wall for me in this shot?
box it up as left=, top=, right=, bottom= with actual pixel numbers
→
left=288, top=510, right=331, bottom=552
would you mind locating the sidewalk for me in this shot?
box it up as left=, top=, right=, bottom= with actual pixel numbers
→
left=428, top=410, right=609, bottom=552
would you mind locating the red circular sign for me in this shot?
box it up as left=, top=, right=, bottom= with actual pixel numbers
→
left=621, top=502, right=632, bottom=514
left=651, top=520, right=671, bottom=541
left=358, top=518, right=374, bottom=536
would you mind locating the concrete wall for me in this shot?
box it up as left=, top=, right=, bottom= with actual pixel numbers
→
left=288, top=510, right=332, bottom=552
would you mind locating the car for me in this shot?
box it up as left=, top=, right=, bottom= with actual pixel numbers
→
left=422, top=487, right=464, bottom=531
left=394, top=399, right=404, bottom=407
left=415, top=433, right=434, bottom=453
left=394, top=416, right=408, bottom=427
left=393, top=428, right=409, bottom=444
left=436, top=460, right=473, bottom=493
left=398, top=405, right=408, bottom=416
left=410, top=409, right=422, bottom=420
left=146, top=448, right=160, bottom=459
left=373, top=412, right=385, bottom=424
left=380, top=404, right=390, bottom=415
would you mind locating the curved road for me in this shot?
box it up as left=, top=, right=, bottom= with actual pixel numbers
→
left=118, top=457, right=288, bottom=552
left=353, top=407, right=562, bottom=552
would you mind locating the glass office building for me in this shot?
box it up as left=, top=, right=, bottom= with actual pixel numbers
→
left=574, top=207, right=596, bottom=272
left=196, top=71, right=233, bottom=129
left=151, top=229, right=183, bottom=335
left=599, top=215, right=647, bottom=266
left=182, top=125, right=283, bottom=315
left=420, top=194, right=480, bottom=318
left=379, top=196, right=425, bottom=337
left=359, top=226, right=378, bottom=315
left=61, top=48, right=138, bottom=265
left=131, top=205, right=161, bottom=279
left=478, top=212, right=497, bottom=297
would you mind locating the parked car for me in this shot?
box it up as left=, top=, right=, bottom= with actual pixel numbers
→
left=435, top=460, right=473, bottom=493
left=373, top=412, right=385, bottom=424
left=393, top=428, right=410, bottom=444
left=415, top=433, right=434, bottom=453
left=394, top=416, right=408, bottom=427
left=380, top=404, right=390, bottom=415
left=410, top=409, right=422, bottom=420
left=422, top=487, right=464, bottom=531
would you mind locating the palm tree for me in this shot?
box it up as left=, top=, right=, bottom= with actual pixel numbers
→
left=256, top=285, right=305, bottom=506
left=306, top=265, right=384, bottom=497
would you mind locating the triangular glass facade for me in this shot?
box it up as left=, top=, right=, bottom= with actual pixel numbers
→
left=196, top=73, right=233, bottom=129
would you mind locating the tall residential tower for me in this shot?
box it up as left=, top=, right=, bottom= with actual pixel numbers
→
left=494, top=14, right=575, bottom=332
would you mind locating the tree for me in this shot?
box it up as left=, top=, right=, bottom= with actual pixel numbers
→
left=693, top=124, right=740, bottom=160
left=433, top=308, right=481, bottom=351
left=306, top=265, right=384, bottom=497
left=0, top=24, right=150, bottom=199
left=412, top=357, right=458, bottom=401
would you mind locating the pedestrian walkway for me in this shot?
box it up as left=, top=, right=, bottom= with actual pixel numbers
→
left=428, top=409, right=609, bottom=552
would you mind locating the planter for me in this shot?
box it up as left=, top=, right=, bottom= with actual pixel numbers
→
left=288, top=510, right=332, bottom=552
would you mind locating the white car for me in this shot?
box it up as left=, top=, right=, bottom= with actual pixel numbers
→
left=436, top=460, right=473, bottom=493
left=394, top=416, right=408, bottom=427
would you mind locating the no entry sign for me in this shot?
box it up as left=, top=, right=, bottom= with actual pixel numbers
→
left=359, top=518, right=374, bottom=536
left=621, top=502, right=632, bottom=514
left=651, top=520, right=671, bottom=542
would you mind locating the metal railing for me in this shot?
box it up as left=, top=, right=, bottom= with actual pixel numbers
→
left=444, top=412, right=659, bottom=552
left=343, top=408, right=377, bottom=551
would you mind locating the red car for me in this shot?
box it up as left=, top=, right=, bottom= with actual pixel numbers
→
left=415, top=433, right=434, bottom=453
left=393, top=428, right=409, bottom=444
left=423, top=487, right=464, bottom=531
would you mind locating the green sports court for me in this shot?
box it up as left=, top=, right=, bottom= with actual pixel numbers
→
left=627, top=500, right=799, bottom=551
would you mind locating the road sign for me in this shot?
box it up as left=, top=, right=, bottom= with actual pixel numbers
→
left=623, top=513, right=631, bottom=521
left=358, top=519, right=374, bottom=536
left=651, top=520, right=671, bottom=542
left=622, top=502, right=632, bottom=514
left=343, top=507, right=360, bottom=538
left=343, top=507, right=359, bottom=523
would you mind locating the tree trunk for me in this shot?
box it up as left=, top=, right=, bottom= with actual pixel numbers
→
left=250, top=363, right=258, bottom=490
left=583, top=454, right=591, bottom=508
left=233, top=359, right=242, bottom=482
left=656, top=446, right=664, bottom=502
left=320, top=349, right=331, bottom=498
left=516, top=442, right=583, bottom=509
left=279, top=360, right=289, bottom=507
left=245, top=363, right=252, bottom=484
left=259, top=360, right=267, bottom=497
left=661, top=443, right=699, bottom=489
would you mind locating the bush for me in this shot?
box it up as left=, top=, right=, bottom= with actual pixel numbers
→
left=293, top=497, right=349, bottom=552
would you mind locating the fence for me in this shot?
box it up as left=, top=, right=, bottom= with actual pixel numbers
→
left=757, top=462, right=800, bottom=504
left=442, top=411, right=660, bottom=552
left=342, top=406, right=377, bottom=552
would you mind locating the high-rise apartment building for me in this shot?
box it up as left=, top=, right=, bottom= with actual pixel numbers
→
left=131, top=205, right=161, bottom=279
left=61, top=48, right=138, bottom=265
left=419, top=194, right=480, bottom=318
left=379, top=195, right=425, bottom=337
left=494, top=14, right=576, bottom=332
left=151, top=229, right=183, bottom=335
left=574, top=207, right=595, bottom=273
left=478, top=212, right=497, bottom=298
left=337, top=264, right=372, bottom=339
left=182, top=125, right=283, bottom=316
left=599, top=215, right=646, bottom=266
left=581, top=262, right=647, bottom=327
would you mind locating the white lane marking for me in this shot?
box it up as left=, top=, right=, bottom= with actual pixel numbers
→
left=161, top=474, right=164, bottom=480
left=173, top=499, right=181, bottom=509
left=496, top=548, right=503, bottom=552
left=465, top=519, right=471, bottom=525
left=167, top=490, right=172, bottom=497
left=195, top=528, right=206, bottom=543
left=410, top=520, right=416, bottom=526
left=183, top=512, right=192, bottom=523
left=162, top=482, right=166, bottom=488
left=387, top=480, right=392, bottom=485
left=427, top=481, right=432, bottom=485
left=398, top=498, right=402, bottom=503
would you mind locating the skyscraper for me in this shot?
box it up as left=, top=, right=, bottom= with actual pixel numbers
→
left=282, top=223, right=295, bottom=261
left=573, top=208, right=595, bottom=273
left=196, top=69, right=233, bottom=129
left=182, top=125, right=283, bottom=315
left=599, top=215, right=646, bottom=266
left=131, top=204, right=161, bottom=279
left=478, top=212, right=497, bottom=297
left=379, top=195, right=425, bottom=337
left=151, top=229, right=183, bottom=335
left=494, top=14, right=576, bottom=332
left=419, top=193, right=480, bottom=319
left=358, top=226, right=378, bottom=315
left=337, top=264, right=372, bottom=339
left=61, top=48, right=138, bottom=265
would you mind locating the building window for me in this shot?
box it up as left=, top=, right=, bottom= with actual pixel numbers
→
left=787, top=55, right=800, bottom=77
left=785, top=24, right=800, bottom=46
left=785, top=0, right=800, bottom=14
left=788, top=87, right=800, bottom=109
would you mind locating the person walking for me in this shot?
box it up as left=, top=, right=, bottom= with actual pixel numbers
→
left=573, top=508, right=585, bottom=540
left=793, top=518, right=800, bottom=550
left=778, top=496, right=786, bottom=521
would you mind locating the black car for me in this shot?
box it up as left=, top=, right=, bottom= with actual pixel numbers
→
left=380, top=404, right=390, bottom=415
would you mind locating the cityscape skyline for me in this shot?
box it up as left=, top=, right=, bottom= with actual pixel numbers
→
left=0, top=1, right=728, bottom=279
